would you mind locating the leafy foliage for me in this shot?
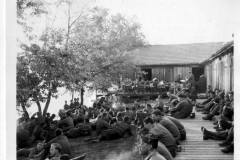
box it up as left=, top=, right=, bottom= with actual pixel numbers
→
left=69, top=7, right=145, bottom=91
left=17, top=0, right=47, bottom=19
left=17, top=4, right=146, bottom=115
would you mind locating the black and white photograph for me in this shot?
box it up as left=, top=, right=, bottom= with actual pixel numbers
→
left=2, top=0, right=240, bottom=160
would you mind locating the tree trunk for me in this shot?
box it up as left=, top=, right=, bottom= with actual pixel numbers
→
left=21, top=103, right=29, bottom=119
left=72, top=91, right=74, bottom=101
left=34, top=97, right=42, bottom=115
left=80, top=88, right=84, bottom=105
left=43, top=91, right=52, bottom=117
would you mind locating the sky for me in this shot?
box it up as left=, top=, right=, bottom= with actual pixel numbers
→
left=18, top=0, right=239, bottom=45
left=95, top=0, right=238, bottom=44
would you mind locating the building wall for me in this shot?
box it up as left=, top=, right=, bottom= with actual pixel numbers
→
left=204, top=50, right=233, bottom=92
left=150, top=66, right=192, bottom=82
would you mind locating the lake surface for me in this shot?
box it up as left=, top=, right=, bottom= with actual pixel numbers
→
left=17, top=87, right=97, bottom=119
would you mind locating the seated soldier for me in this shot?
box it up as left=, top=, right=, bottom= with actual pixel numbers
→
left=98, top=116, right=132, bottom=141
left=63, top=101, right=70, bottom=110
left=166, top=116, right=186, bottom=140
left=73, top=109, right=85, bottom=125
left=218, top=94, right=230, bottom=115
left=166, top=92, right=178, bottom=104
left=17, top=123, right=33, bottom=149
left=202, top=97, right=221, bottom=120
left=17, top=141, right=45, bottom=160
left=95, top=114, right=110, bottom=135
left=17, top=112, right=29, bottom=125
left=43, top=122, right=57, bottom=142
left=139, top=130, right=173, bottom=160
left=69, top=100, right=74, bottom=109
left=46, top=129, right=71, bottom=156
left=29, top=141, right=45, bottom=160
left=154, top=97, right=164, bottom=112
left=58, top=112, right=74, bottom=132
left=144, top=138, right=168, bottom=160
left=143, top=117, right=177, bottom=157
left=215, top=99, right=233, bottom=131
left=45, top=143, right=62, bottom=160
left=202, top=96, right=221, bottom=114
left=66, top=123, right=92, bottom=138
left=152, top=110, right=180, bottom=142
left=75, top=98, right=80, bottom=108
left=170, top=94, right=193, bottom=119
left=196, top=91, right=215, bottom=109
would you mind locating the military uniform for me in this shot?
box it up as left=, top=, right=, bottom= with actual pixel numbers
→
left=171, top=100, right=193, bottom=119
left=150, top=123, right=177, bottom=157
left=100, top=121, right=132, bottom=140
left=167, top=116, right=186, bottom=140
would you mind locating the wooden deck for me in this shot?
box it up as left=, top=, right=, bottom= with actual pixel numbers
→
left=175, top=112, right=233, bottom=160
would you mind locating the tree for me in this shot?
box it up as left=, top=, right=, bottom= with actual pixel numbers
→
left=17, top=28, right=80, bottom=116
left=69, top=7, right=145, bottom=95
left=17, top=5, right=146, bottom=115
left=17, top=54, right=41, bottom=118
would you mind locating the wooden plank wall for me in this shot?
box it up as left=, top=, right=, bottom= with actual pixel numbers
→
left=152, top=66, right=191, bottom=82
left=204, top=52, right=233, bottom=92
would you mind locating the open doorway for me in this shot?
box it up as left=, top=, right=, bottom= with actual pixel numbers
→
left=141, top=68, right=152, bottom=81
left=192, top=67, right=204, bottom=81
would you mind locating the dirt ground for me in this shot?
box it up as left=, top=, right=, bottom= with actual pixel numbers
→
left=70, top=134, right=143, bottom=160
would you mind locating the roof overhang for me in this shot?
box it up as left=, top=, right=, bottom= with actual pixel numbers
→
left=201, top=41, right=233, bottom=64
left=136, top=63, right=203, bottom=68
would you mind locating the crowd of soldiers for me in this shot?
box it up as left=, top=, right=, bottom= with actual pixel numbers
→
left=120, top=77, right=170, bottom=93
left=16, top=87, right=197, bottom=160
left=197, top=86, right=234, bottom=153
left=16, top=82, right=233, bottom=160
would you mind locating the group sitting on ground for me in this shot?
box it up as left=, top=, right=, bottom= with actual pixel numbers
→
left=17, top=91, right=191, bottom=160
left=197, top=87, right=234, bottom=153
left=17, top=83, right=233, bottom=160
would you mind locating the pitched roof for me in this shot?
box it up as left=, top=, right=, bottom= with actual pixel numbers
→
left=207, top=41, right=233, bottom=62
left=130, top=42, right=226, bottom=66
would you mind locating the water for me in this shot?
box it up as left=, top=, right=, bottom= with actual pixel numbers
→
left=17, top=87, right=97, bottom=119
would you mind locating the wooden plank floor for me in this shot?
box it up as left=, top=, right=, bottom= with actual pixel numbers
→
left=175, top=112, right=233, bottom=160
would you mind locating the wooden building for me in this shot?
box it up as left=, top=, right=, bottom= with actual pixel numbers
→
left=130, top=41, right=234, bottom=92
left=203, top=41, right=234, bottom=92
left=131, top=42, right=225, bottom=82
